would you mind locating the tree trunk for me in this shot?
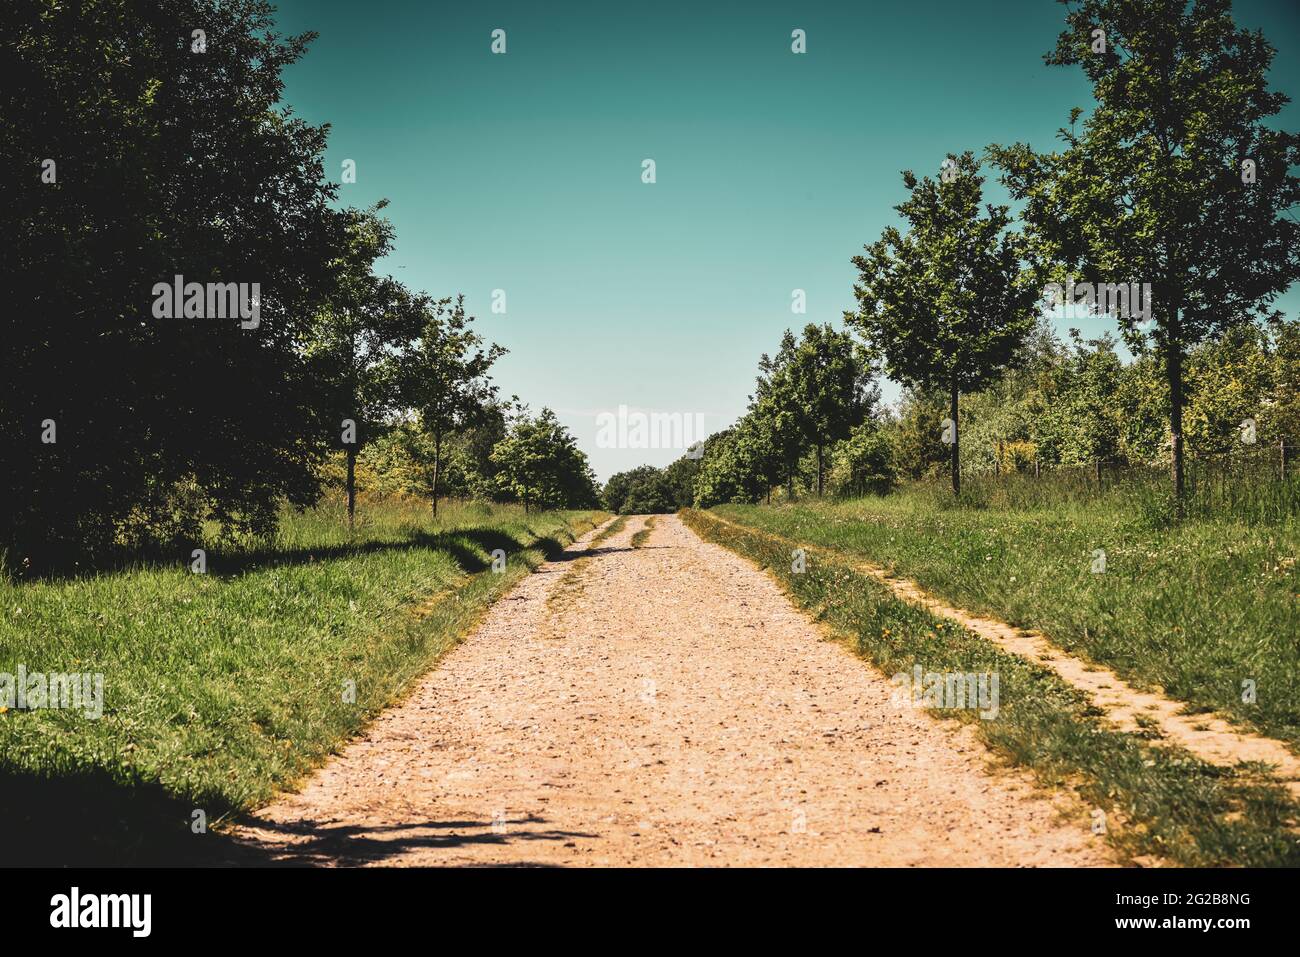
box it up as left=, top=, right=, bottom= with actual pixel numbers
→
left=431, top=431, right=441, bottom=518
left=949, top=381, right=961, bottom=497
left=1167, top=335, right=1185, bottom=517
left=346, top=446, right=356, bottom=531
left=816, top=444, right=824, bottom=497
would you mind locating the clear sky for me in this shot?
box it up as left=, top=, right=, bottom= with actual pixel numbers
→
left=271, top=0, right=1300, bottom=481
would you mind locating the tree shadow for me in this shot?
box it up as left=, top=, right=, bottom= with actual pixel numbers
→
left=0, top=769, right=250, bottom=866
left=542, top=542, right=634, bottom=561
left=221, top=814, right=599, bottom=867
left=13, top=526, right=532, bottom=583
left=207, top=527, right=525, bottom=579
left=0, top=770, right=600, bottom=866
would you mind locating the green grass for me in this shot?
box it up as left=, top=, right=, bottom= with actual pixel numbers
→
left=683, top=507, right=1300, bottom=866
left=630, top=516, right=657, bottom=548
left=712, top=487, right=1300, bottom=753
left=0, top=498, right=602, bottom=861
left=546, top=514, right=622, bottom=614
left=590, top=514, right=627, bottom=547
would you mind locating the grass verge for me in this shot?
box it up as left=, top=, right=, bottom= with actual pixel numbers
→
left=682, top=507, right=1300, bottom=866
left=712, top=495, right=1300, bottom=753
left=0, top=498, right=603, bottom=863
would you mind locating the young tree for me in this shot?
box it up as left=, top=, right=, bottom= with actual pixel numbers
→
left=885, top=389, right=949, bottom=481
left=989, top=0, right=1300, bottom=510
left=847, top=152, right=1040, bottom=495
left=399, top=295, right=505, bottom=517
left=784, top=323, right=877, bottom=495
left=307, top=205, right=422, bottom=529
left=751, top=331, right=808, bottom=499
left=491, top=408, right=599, bottom=512
left=1035, top=333, right=1127, bottom=467
left=447, top=399, right=517, bottom=501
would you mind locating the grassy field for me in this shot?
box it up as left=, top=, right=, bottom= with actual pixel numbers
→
left=683, top=507, right=1300, bottom=866
left=0, top=497, right=603, bottom=863
left=711, top=485, right=1300, bottom=753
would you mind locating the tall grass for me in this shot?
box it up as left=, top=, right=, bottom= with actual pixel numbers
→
left=901, top=450, right=1300, bottom=527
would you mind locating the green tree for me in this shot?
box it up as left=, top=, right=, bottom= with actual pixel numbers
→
left=828, top=422, right=896, bottom=497
left=447, top=400, right=516, bottom=501
left=884, top=389, right=948, bottom=481
left=1183, top=325, right=1273, bottom=459
left=2, top=0, right=347, bottom=569
left=306, top=205, right=423, bottom=529
left=692, top=415, right=784, bottom=507
left=1035, top=333, right=1126, bottom=466
left=603, top=465, right=675, bottom=514
left=990, top=0, right=1300, bottom=510
left=399, top=295, right=505, bottom=517
left=491, top=408, right=599, bottom=511
left=1262, top=321, right=1300, bottom=449
left=661, top=450, right=703, bottom=509
left=752, top=332, right=808, bottom=499
left=848, top=152, right=1040, bottom=495
left=784, top=323, right=877, bottom=496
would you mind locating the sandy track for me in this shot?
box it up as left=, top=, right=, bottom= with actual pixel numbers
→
left=229, top=515, right=1111, bottom=866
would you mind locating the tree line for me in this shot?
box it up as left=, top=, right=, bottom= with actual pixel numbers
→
left=605, top=314, right=1300, bottom=514
left=1, top=0, right=596, bottom=574
left=605, top=0, right=1299, bottom=514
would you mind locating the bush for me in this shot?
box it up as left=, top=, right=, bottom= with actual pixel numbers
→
left=829, top=424, right=896, bottom=497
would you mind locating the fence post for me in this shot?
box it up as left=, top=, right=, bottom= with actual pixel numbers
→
left=1034, top=459, right=1041, bottom=479
left=1283, top=438, right=1289, bottom=482
left=1094, top=458, right=1102, bottom=487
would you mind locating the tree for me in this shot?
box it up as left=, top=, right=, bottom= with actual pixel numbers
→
left=661, top=441, right=717, bottom=509
left=602, top=465, right=675, bottom=514
left=751, top=331, right=808, bottom=499
left=990, top=0, right=1300, bottom=511
left=1, top=0, right=347, bottom=570
left=847, top=151, right=1040, bottom=495
left=306, top=205, right=422, bottom=529
left=885, top=389, right=949, bottom=481
left=447, top=400, right=516, bottom=501
left=784, top=323, right=877, bottom=495
left=1035, top=333, right=1127, bottom=467
left=399, top=295, right=505, bottom=517
left=491, top=408, right=599, bottom=511
left=828, top=422, right=896, bottom=497
left=692, top=415, right=783, bottom=507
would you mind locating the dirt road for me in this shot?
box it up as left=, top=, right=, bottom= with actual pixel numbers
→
left=230, top=515, right=1111, bottom=866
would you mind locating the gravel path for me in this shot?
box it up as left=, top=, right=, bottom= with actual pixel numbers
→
left=229, top=514, right=1111, bottom=866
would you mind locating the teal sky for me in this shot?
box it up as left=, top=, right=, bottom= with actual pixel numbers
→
left=272, top=0, right=1300, bottom=481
